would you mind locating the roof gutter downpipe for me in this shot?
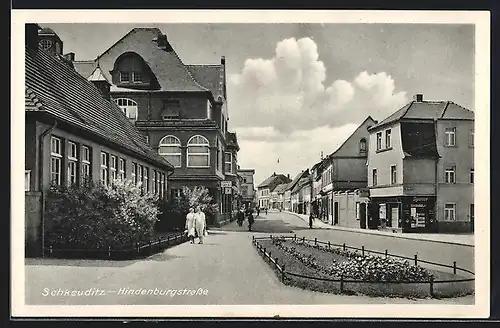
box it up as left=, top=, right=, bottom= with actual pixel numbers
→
left=39, top=120, right=57, bottom=258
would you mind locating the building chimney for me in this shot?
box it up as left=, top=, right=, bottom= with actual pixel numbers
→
left=63, top=52, right=75, bottom=61
left=25, top=23, right=40, bottom=50
left=413, top=93, right=423, bottom=102
left=221, top=56, right=226, bottom=66
left=154, top=34, right=169, bottom=50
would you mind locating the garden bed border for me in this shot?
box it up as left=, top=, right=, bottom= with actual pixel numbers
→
left=43, top=231, right=189, bottom=260
left=252, top=234, right=474, bottom=298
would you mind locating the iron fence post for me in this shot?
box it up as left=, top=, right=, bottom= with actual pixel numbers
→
left=385, top=249, right=388, bottom=257
left=294, top=234, right=296, bottom=241
left=328, top=241, right=330, bottom=249
left=302, top=236, right=305, bottom=243
left=429, top=276, right=434, bottom=297
left=414, top=254, right=418, bottom=266
left=343, top=243, right=346, bottom=252
left=453, top=261, right=457, bottom=274
left=362, top=246, right=365, bottom=257
left=315, top=238, right=317, bottom=246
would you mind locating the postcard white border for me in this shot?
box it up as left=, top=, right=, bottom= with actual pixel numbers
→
left=11, top=10, right=490, bottom=319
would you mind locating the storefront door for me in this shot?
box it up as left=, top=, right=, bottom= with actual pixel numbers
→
left=391, top=205, right=399, bottom=228
left=334, top=202, right=339, bottom=225
left=360, top=203, right=367, bottom=229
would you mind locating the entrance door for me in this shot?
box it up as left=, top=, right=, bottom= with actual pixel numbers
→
left=391, top=205, right=399, bottom=228
left=334, top=202, right=339, bottom=225
left=470, top=204, right=474, bottom=233
left=360, top=203, right=367, bottom=229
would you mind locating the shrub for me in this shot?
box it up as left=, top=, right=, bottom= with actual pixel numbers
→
left=45, top=179, right=160, bottom=250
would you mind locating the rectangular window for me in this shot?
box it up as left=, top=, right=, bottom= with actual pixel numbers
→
left=50, top=136, right=62, bottom=185
left=100, top=151, right=109, bottom=186
left=390, top=165, right=397, bottom=185
left=81, top=145, right=91, bottom=182
left=469, top=130, right=474, bottom=148
left=385, top=129, right=391, bottom=148
left=119, top=71, right=130, bottom=83
left=132, top=71, right=141, bottom=83
left=110, top=155, right=117, bottom=183
left=225, top=152, right=232, bottom=174
left=132, top=162, right=137, bottom=184
left=376, top=132, right=382, bottom=151
left=137, top=165, right=143, bottom=188
left=153, top=170, right=157, bottom=194
left=119, top=158, right=126, bottom=180
left=157, top=172, right=161, bottom=195
left=67, top=141, right=78, bottom=186
left=470, top=168, right=474, bottom=184
left=25, top=170, right=31, bottom=191
left=355, top=202, right=360, bottom=220
left=160, top=173, right=165, bottom=198
left=144, top=167, right=149, bottom=192
left=445, top=165, right=456, bottom=184
left=372, top=169, right=378, bottom=186
left=445, top=127, right=456, bottom=146
left=444, top=203, right=456, bottom=221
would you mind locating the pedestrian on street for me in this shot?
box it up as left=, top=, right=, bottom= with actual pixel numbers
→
left=265, top=207, right=268, bottom=216
left=194, top=206, right=207, bottom=244
left=256, top=206, right=260, bottom=217
left=237, top=206, right=245, bottom=226
left=185, top=207, right=196, bottom=244
left=309, top=213, right=315, bottom=229
left=247, top=208, right=255, bottom=231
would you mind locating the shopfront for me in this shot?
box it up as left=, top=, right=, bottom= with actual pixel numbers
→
left=369, top=196, right=436, bottom=233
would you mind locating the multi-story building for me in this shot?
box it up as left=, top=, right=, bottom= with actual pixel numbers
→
left=315, top=116, right=376, bottom=224
left=310, top=162, right=322, bottom=217
left=237, top=168, right=256, bottom=208
left=257, top=173, right=291, bottom=209
left=367, top=94, right=474, bottom=233
left=25, top=24, right=174, bottom=256
left=71, top=27, right=239, bottom=221
left=271, top=183, right=288, bottom=210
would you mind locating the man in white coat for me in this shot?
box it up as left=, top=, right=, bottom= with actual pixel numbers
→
left=194, top=206, right=207, bottom=244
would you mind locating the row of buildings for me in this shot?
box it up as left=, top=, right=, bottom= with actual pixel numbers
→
left=24, top=24, right=256, bottom=256
left=257, top=94, right=474, bottom=234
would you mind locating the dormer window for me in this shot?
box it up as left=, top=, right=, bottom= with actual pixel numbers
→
left=119, top=71, right=130, bottom=83
left=132, top=71, right=142, bottom=83
left=39, top=39, right=52, bottom=50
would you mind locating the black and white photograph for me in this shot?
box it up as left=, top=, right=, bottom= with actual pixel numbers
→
left=12, top=10, right=490, bottom=318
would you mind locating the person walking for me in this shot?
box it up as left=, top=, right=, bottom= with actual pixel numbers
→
left=247, top=208, right=255, bottom=232
left=309, top=212, right=315, bottom=229
left=265, top=207, right=268, bottom=216
left=256, top=206, right=260, bottom=217
left=185, top=207, right=196, bottom=244
left=237, top=206, right=245, bottom=226
left=194, top=206, right=207, bottom=244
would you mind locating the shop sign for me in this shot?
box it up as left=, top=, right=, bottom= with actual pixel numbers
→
left=412, top=197, right=429, bottom=203
left=379, top=204, right=386, bottom=220
left=221, top=181, right=232, bottom=188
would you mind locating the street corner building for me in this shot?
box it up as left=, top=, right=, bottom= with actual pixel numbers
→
left=367, top=94, right=475, bottom=233
left=257, top=173, right=292, bottom=209
left=237, top=168, right=256, bottom=209
left=68, top=26, right=243, bottom=224
left=24, top=24, right=175, bottom=257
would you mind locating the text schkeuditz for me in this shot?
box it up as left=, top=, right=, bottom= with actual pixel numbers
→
left=41, top=287, right=209, bottom=297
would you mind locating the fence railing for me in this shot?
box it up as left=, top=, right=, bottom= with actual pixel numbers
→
left=252, top=234, right=474, bottom=297
left=43, top=232, right=189, bottom=260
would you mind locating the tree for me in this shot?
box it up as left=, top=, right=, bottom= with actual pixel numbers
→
left=180, top=186, right=219, bottom=216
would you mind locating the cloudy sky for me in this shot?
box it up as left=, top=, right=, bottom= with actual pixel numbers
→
left=43, top=23, right=474, bottom=186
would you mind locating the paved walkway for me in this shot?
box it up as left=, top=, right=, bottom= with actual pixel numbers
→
left=25, top=216, right=473, bottom=306
left=285, top=211, right=474, bottom=247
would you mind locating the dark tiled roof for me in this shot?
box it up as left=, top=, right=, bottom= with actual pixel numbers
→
left=286, top=170, right=309, bottom=191
left=25, top=45, right=174, bottom=171
left=186, top=64, right=225, bottom=100
left=370, top=100, right=474, bottom=130
left=291, top=177, right=310, bottom=194
left=95, top=28, right=209, bottom=94
left=273, top=183, right=288, bottom=194
left=257, top=173, right=288, bottom=188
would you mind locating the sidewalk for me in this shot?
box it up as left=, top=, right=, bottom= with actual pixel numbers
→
left=285, top=211, right=474, bottom=247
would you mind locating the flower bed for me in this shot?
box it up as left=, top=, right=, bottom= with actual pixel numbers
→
left=256, top=237, right=474, bottom=299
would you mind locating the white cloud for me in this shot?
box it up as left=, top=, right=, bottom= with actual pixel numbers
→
left=228, top=37, right=408, bottom=133
left=236, top=124, right=359, bottom=186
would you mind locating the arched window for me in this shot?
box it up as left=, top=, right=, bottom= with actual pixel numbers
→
left=187, top=135, right=210, bottom=168
left=359, top=138, right=367, bottom=156
left=114, top=98, right=138, bottom=120
left=159, top=136, right=181, bottom=168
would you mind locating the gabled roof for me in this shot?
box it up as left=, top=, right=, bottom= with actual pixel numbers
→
left=95, top=28, right=210, bottom=94
left=291, top=177, right=310, bottom=194
left=329, top=116, right=375, bottom=157
left=186, top=64, right=225, bottom=101
left=257, top=173, right=289, bottom=188
left=88, top=65, right=111, bottom=83
left=25, top=45, right=174, bottom=171
left=369, top=100, right=474, bottom=131
left=273, top=183, right=289, bottom=195
left=286, top=170, right=309, bottom=191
